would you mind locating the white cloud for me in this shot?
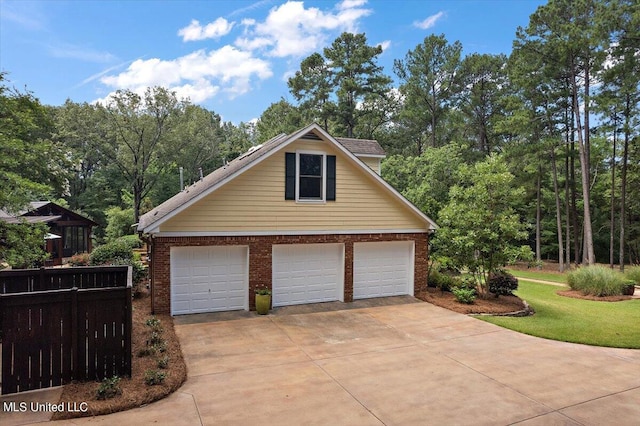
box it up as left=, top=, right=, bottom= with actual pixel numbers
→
left=98, top=46, right=273, bottom=103
left=178, top=18, right=234, bottom=41
left=414, top=11, right=445, bottom=30
left=95, top=0, right=374, bottom=106
left=378, top=40, right=391, bottom=52
left=240, top=0, right=372, bottom=58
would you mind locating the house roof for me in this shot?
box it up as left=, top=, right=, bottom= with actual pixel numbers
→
left=336, top=137, right=386, bottom=157
left=138, top=123, right=437, bottom=233
left=0, top=201, right=97, bottom=226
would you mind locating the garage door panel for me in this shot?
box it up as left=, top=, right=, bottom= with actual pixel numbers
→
left=272, top=243, right=344, bottom=307
left=354, top=241, right=414, bottom=300
left=170, top=246, right=248, bottom=315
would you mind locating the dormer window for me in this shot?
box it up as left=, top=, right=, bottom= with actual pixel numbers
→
left=285, top=151, right=336, bottom=202
left=298, top=153, right=324, bottom=200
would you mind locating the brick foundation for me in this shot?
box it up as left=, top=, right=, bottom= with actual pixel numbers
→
left=149, top=233, right=429, bottom=315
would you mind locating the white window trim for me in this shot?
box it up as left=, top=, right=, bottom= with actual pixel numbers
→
left=295, top=150, right=326, bottom=203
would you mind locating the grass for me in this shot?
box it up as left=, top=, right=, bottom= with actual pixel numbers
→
left=507, top=268, right=567, bottom=284
left=477, top=280, right=640, bottom=348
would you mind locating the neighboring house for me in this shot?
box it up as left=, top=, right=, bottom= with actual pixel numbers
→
left=0, top=201, right=96, bottom=266
left=138, top=123, right=437, bottom=315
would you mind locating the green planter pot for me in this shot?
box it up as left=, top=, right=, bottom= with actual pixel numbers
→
left=255, top=294, right=271, bottom=315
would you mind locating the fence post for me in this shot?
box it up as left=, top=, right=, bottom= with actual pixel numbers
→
left=71, top=286, right=79, bottom=381
left=39, top=267, right=46, bottom=291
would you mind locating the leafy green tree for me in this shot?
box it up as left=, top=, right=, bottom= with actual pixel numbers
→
left=256, top=99, right=305, bottom=142
left=435, top=154, right=533, bottom=295
left=455, top=53, right=510, bottom=154
left=0, top=73, right=69, bottom=212
left=324, top=32, right=392, bottom=138
left=288, top=33, right=392, bottom=138
left=0, top=73, right=68, bottom=267
left=515, top=0, right=612, bottom=265
left=100, top=87, right=187, bottom=222
left=393, top=34, right=462, bottom=152
left=0, top=222, right=49, bottom=268
left=287, top=53, right=334, bottom=130
left=382, top=144, right=467, bottom=221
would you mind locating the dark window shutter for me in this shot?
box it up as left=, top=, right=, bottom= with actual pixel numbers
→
left=326, top=155, right=336, bottom=201
left=285, top=152, right=296, bottom=200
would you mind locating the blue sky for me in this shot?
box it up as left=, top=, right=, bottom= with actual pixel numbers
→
left=1, top=0, right=546, bottom=124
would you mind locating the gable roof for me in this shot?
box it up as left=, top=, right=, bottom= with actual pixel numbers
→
left=138, top=123, right=437, bottom=233
left=0, top=201, right=97, bottom=226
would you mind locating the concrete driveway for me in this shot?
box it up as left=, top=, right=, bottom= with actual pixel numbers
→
left=10, top=297, right=640, bottom=425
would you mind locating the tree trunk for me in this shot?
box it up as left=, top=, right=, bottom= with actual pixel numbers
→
left=619, top=102, right=630, bottom=271
left=571, top=67, right=595, bottom=265
left=609, top=119, right=617, bottom=268
left=551, top=145, right=565, bottom=272
left=536, top=167, right=542, bottom=267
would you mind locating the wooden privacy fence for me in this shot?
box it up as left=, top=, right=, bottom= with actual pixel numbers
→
left=0, top=266, right=132, bottom=395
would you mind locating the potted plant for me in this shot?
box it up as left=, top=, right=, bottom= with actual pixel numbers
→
left=254, top=287, right=272, bottom=315
left=622, top=280, right=636, bottom=296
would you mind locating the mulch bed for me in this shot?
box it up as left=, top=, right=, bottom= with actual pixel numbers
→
left=51, top=290, right=187, bottom=420
left=416, top=287, right=527, bottom=315
left=556, top=289, right=634, bottom=302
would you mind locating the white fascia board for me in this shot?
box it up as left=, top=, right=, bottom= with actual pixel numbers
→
left=150, top=228, right=429, bottom=238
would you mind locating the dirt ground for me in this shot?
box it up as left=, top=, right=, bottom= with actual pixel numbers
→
left=52, top=290, right=187, bottom=420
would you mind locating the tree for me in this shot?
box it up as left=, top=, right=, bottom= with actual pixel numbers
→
left=394, top=34, right=462, bottom=151
left=100, top=87, right=186, bottom=222
left=516, top=0, right=611, bottom=265
left=256, top=99, right=305, bottom=142
left=287, top=53, right=334, bottom=130
left=435, top=155, right=533, bottom=295
left=455, top=53, right=510, bottom=154
left=324, top=32, right=392, bottom=138
left=0, top=73, right=68, bottom=267
left=288, top=33, right=392, bottom=138
left=0, top=73, right=69, bottom=212
left=382, top=143, right=467, bottom=221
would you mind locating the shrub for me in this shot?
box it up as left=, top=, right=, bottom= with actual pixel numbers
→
left=68, top=252, right=90, bottom=266
left=624, top=266, right=640, bottom=285
left=567, top=266, right=627, bottom=297
left=96, top=376, right=121, bottom=400
left=452, top=287, right=476, bottom=304
left=157, top=355, right=169, bottom=369
left=90, top=240, right=133, bottom=265
left=117, top=234, right=144, bottom=249
left=146, top=317, right=163, bottom=332
left=488, top=270, right=519, bottom=297
left=144, top=369, right=166, bottom=386
left=428, top=269, right=460, bottom=292
left=147, top=331, right=164, bottom=346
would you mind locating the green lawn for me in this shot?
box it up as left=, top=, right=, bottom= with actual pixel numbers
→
left=477, top=280, right=640, bottom=348
left=507, top=268, right=567, bottom=283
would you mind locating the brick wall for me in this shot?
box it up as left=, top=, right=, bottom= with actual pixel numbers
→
left=149, top=233, right=429, bottom=314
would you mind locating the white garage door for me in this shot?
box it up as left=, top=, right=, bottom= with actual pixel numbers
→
left=272, top=243, right=344, bottom=307
left=353, top=241, right=414, bottom=299
left=170, top=246, right=248, bottom=315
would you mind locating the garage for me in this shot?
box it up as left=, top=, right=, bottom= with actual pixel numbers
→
left=170, top=246, right=248, bottom=315
left=272, top=243, right=344, bottom=307
left=353, top=241, right=414, bottom=299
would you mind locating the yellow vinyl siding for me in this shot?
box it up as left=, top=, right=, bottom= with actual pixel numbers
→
left=161, top=139, right=426, bottom=232
left=359, top=156, right=381, bottom=174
